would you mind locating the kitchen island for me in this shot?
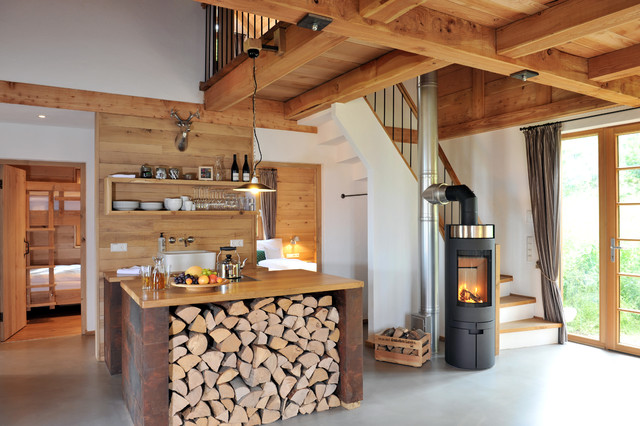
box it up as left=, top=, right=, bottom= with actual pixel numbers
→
left=104, top=267, right=363, bottom=425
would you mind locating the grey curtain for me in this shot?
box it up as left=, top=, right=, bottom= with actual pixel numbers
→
left=523, top=122, right=567, bottom=344
left=259, top=168, right=277, bottom=240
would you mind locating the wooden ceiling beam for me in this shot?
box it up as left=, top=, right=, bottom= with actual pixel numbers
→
left=359, top=0, right=428, bottom=24
left=284, top=50, right=449, bottom=120
left=204, top=25, right=345, bottom=112
left=589, top=44, right=640, bottom=82
left=0, top=80, right=316, bottom=133
left=496, top=0, right=640, bottom=58
left=200, top=0, right=640, bottom=106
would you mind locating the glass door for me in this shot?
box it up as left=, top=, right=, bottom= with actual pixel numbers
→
left=606, top=125, right=640, bottom=355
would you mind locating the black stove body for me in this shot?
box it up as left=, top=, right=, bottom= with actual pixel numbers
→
left=444, top=223, right=496, bottom=370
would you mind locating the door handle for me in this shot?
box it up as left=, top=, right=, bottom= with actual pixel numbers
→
left=610, top=238, right=624, bottom=262
left=24, top=239, right=30, bottom=257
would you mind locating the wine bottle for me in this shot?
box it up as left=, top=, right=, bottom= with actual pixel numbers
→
left=231, top=154, right=239, bottom=182
left=242, top=154, right=250, bottom=182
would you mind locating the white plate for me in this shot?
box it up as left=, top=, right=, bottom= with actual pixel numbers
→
left=113, top=200, right=140, bottom=211
left=140, top=201, right=163, bottom=211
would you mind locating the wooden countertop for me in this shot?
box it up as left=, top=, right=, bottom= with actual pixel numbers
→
left=108, top=267, right=363, bottom=309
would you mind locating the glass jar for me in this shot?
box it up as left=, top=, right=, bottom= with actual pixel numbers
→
left=140, top=164, right=153, bottom=179
left=155, top=167, right=167, bottom=179
left=169, top=167, right=180, bottom=179
left=214, top=156, right=224, bottom=181
left=152, top=256, right=166, bottom=290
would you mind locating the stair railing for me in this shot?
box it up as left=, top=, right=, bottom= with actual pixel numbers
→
left=365, top=81, right=471, bottom=235
left=202, top=6, right=279, bottom=88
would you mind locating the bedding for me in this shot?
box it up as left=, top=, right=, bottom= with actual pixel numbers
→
left=257, top=258, right=317, bottom=272
left=256, top=238, right=284, bottom=259
left=30, top=265, right=81, bottom=293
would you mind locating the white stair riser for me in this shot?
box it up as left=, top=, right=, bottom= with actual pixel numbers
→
left=352, top=162, right=368, bottom=181
left=500, top=281, right=512, bottom=297
left=500, top=303, right=535, bottom=323
left=336, top=142, right=360, bottom=163
left=500, top=328, right=558, bottom=350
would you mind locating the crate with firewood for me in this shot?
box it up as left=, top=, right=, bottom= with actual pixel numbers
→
left=374, top=327, right=431, bottom=367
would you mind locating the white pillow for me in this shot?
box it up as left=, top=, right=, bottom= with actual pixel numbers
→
left=257, top=238, right=284, bottom=259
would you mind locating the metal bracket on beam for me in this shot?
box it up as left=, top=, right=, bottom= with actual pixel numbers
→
left=243, top=28, right=286, bottom=58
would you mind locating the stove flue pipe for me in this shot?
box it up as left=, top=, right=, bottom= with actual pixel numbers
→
left=424, top=183, right=478, bottom=225
left=412, top=71, right=439, bottom=356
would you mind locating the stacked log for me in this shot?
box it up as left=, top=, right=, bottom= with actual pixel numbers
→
left=169, top=295, right=341, bottom=425
left=377, top=327, right=427, bottom=356
left=374, top=327, right=430, bottom=368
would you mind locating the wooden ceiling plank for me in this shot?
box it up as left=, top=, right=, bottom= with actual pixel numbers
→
left=496, top=0, right=640, bottom=58
left=201, top=0, right=640, bottom=106
left=284, top=50, right=450, bottom=120
left=204, top=25, right=346, bottom=111
left=0, top=80, right=316, bottom=134
left=359, top=0, right=428, bottom=24
left=589, top=44, right=640, bottom=82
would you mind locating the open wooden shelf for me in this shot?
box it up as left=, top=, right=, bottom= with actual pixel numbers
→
left=104, top=176, right=257, bottom=216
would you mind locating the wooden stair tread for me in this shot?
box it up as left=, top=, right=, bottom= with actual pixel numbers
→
left=499, top=274, right=513, bottom=283
left=500, top=293, right=535, bottom=308
left=500, top=318, right=562, bottom=334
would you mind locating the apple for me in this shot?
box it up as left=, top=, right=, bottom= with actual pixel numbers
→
left=209, top=274, right=217, bottom=282
left=216, top=277, right=224, bottom=283
left=198, top=275, right=209, bottom=285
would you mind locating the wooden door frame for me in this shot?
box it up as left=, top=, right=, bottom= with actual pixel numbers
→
left=0, top=159, right=87, bottom=334
left=258, top=161, right=322, bottom=270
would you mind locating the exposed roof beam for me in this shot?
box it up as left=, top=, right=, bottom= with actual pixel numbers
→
left=359, top=0, right=428, bottom=24
left=589, top=44, right=640, bottom=82
left=496, top=0, right=640, bottom=58
left=205, top=25, right=345, bottom=111
left=285, top=50, right=449, bottom=120
left=0, top=80, right=316, bottom=133
left=200, top=0, right=640, bottom=106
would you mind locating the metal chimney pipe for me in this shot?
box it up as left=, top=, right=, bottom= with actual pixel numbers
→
left=412, top=71, right=439, bottom=355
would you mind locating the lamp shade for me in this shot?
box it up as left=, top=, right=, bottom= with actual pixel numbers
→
left=234, top=176, right=275, bottom=194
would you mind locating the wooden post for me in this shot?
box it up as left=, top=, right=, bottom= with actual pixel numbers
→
left=122, top=292, right=169, bottom=426
left=103, top=277, right=122, bottom=375
left=334, top=288, right=363, bottom=408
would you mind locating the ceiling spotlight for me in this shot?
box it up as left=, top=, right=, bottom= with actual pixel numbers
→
left=510, top=70, right=539, bottom=82
left=37, top=114, right=46, bottom=119
left=297, top=13, right=332, bottom=31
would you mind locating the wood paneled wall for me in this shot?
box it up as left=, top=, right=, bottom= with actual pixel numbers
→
left=259, top=163, right=321, bottom=264
left=97, top=113, right=256, bottom=272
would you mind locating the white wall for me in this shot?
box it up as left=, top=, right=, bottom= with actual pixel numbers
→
left=333, top=99, right=421, bottom=337
left=256, top=127, right=369, bottom=288
left=0, top=118, right=97, bottom=332
left=0, top=0, right=204, bottom=103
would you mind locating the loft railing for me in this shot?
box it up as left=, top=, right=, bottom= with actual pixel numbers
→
left=203, top=5, right=278, bottom=86
left=365, top=82, right=469, bottom=234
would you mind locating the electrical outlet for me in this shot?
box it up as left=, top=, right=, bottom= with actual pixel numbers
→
left=110, top=243, right=127, bottom=252
left=526, top=236, right=535, bottom=263
left=286, top=253, right=300, bottom=258
left=230, top=239, right=244, bottom=247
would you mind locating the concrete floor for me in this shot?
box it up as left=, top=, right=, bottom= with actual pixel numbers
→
left=0, top=336, right=638, bottom=426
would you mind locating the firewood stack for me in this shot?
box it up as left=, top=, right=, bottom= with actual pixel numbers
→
left=168, top=294, right=341, bottom=425
left=377, top=327, right=427, bottom=356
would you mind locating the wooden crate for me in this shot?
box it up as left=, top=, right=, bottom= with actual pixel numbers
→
left=374, top=332, right=431, bottom=367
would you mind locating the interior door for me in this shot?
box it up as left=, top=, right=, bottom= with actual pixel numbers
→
left=606, top=126, right=640, bottom=355
left=0, top=165, right=27, bottom=341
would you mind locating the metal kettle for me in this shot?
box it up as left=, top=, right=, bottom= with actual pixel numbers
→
left=217, top=246, right=246, bottom=279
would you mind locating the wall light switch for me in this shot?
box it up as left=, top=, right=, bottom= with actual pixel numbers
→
left=230, top=239, right=244, bottom=247
left=110, top=243, right=127, bottom=252
left=526, top=236, right=535, bottom=263
left=286, top=253, right=300, bottom=258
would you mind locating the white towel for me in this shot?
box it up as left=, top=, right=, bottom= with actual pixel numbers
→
left=110, top=173, right=137, bottom=178
left=117, top=266, right=141, bottom=276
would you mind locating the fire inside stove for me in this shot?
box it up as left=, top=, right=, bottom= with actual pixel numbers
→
left=457, top=255, right=488, bottom=306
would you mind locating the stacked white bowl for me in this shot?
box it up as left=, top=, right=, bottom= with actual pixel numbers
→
left=164, top=198, right=182, bottom=211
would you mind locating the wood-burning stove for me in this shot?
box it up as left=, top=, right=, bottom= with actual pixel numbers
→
left=445, top=224, right=495, bottom=369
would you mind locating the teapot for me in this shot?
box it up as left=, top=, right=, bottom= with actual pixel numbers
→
left=217, top=246, right=247, bottom=279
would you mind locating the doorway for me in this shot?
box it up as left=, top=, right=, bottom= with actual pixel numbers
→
left=562, top=124, right=640, bottom=356
left=0, top=161, right=86, bottom=342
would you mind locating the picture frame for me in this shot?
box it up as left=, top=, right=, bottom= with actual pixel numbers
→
left=198, top=166, right=213, bottom=181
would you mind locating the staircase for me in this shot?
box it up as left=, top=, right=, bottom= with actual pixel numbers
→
left=364, top=81, right=563, bottom=351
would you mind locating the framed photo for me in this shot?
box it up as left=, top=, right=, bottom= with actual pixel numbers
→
left=198, top=166, right=213, bottom=181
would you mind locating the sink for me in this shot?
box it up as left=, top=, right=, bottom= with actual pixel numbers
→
left=160, top=250, right=216, bottom=273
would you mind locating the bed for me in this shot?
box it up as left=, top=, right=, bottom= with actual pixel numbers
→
left=256, top=239, right=317, bottom=272
left=29, top=264, right=82, bottom=307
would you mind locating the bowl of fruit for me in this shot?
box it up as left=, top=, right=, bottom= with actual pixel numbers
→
left=171, top=265, right=229, bottom=289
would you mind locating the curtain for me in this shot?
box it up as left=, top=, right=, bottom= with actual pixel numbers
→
left=523, top=122, right=567, bottom=344
left=259, top=168, right=277, bottom=240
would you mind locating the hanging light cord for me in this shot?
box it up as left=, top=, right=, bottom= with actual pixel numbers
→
left=252, top=57, right=263, bottom=176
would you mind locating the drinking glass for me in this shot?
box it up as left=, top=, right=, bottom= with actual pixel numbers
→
left=141, top=265, right=152, bottom=290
